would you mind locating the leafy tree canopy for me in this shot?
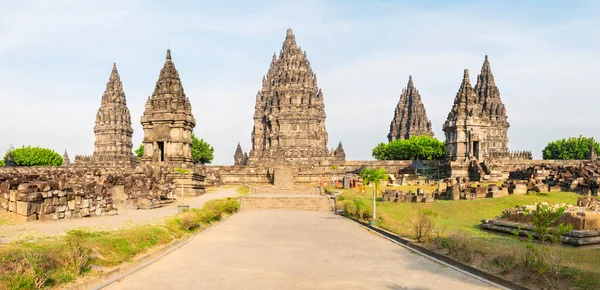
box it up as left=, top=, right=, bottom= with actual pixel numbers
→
left=542, top=136, right=600, bottom=160
left=372, top=135, right=445, bottom=160
left=3, top=146, right=63, bottom=166
left=191, top=134, right=214, bottom=165
left=360, top=168, right=388, bottom=187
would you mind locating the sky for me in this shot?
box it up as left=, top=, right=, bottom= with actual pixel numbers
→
left=0, top=0, right=599, bottom=165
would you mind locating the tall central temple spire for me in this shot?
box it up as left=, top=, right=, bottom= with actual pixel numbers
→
left=247, top=28, right=338, bottom=166
left=388, top=75, right=434, bottom=141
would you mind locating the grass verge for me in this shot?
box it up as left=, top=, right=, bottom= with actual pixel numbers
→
left=335, top=187, right=600, bottom=289
left=0, top=197, right=240, bottom=290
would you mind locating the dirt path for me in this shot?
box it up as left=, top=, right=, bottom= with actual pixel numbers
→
left=104, top=210, right=498, bottom=290
left=0, top=187, right=240, bottom=242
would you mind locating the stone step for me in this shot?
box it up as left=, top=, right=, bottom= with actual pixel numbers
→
left=251, top=186, right=319, bottom=195
left=241, top=195, right=331, bottom=211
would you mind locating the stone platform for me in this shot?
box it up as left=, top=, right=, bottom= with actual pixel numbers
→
left=241, top=193, right=331, bottom=211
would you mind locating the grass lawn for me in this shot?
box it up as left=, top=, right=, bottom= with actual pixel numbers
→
left=336, top=187, right=600, bottom=288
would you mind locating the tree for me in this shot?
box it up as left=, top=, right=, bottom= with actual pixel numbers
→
left=372, top=135, right=445, bottom=160
left=360, top=168, right=388, bottom=221
left=191, top=134, right=214, bottom=164
left=542, top=136, right=600, bottom=160
left=134, top=144, right=144, bottom=159
left=3, top=146, right=63, bottom=166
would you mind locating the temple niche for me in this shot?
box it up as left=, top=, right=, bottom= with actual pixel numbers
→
left=74, top=63, right=137, bottom=167
left=388, top=75, right=434, bottom=141
left=140, top=49, right=196, bottom=167
left=247, top=28, right=343, bottom=166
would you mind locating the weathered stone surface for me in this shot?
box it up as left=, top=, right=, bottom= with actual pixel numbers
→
left=140, top=49, right=195, bottom=166
left=247, top=29, right=343, bottom=166
left=234, top=143, right=248, bottom=166
left=388, top=76, right=433, bottom=141
left=75, top=63, right=137, bottom=168
left=443, top=56, right=525, bottom=163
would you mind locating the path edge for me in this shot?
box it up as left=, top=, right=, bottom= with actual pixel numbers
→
left=66, top=216, right=230, bottom=290
left=343, top=216, right=529, bottom=290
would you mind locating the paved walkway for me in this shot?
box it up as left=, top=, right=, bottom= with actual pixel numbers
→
left=0, top=187, right=240, bottom=242
left=105, top=211, right=497, bottom=290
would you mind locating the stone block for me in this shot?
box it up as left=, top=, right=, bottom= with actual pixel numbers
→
left=8, top=200, right=16, bottom=213
left=95, top=208, right=102, bottom=216
left=474, top=186, right=487, bottom=198
left=513, top=184, right=527, bottom=195
left=0, top=197, right=7, bottom=209
left=9, top=191, right=16, bottom=202
left=423, top=196, right=434, bottom=203
left=82, top=208, right=90, bottom=217
left=583, top=212, right=600, bottom=230
left=16, top=201, right=33, bottom=216
left=68, top=199, right=75, bottom=210
left=56, top=205, right=68, bottom=213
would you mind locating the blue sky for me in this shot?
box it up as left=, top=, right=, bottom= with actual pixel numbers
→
left=1, top=0, right=599, bottom=164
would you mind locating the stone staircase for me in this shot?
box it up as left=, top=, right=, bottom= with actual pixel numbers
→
left=241, top=193, right=331, bottom=211
left=240, top=167, right=333, bottom=211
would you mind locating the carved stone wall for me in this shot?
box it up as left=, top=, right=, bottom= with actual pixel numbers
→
left=74, top=63, right=137, bottom=168
left=141, top=49, right=196, bottom=167
left=443, top=56, right=511, bottom=162
left=247, top=29, right=342, bottom=166
left=388, top=76, right=434, bottom=141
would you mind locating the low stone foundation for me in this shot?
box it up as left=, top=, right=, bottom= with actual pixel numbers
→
left=482, top=197, right=600, bottom=246
left=0, top=164, right=206, bottom=222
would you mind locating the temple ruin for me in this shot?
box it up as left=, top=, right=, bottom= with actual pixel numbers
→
left=388, top=76, right=434, bottom=141
left=247, top=29, right=343, bottom=166
left=140, top=49, right=196, bottom=167
left=74, top=63, right=137, bottom=168
left=443, top=56, right=510, bottom=161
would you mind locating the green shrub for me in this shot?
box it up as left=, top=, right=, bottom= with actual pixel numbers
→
left=63, top=230, right=92, bottom=275
left=542, top=136, right=600, bottom=160
left=372, top=135, right=445, bottom=160
left=175, top=211, right=198, bottom=232
left=191, top=134, right=214, bottom=164
left=343, top=200, right=356, bottom=217
left=4, top=146, right=63, bottom=166
left=446, top=232, right=476, bottom=262
left=412, top=209, right=438, bottom=242
left=134, top=144, right=144, bottom=158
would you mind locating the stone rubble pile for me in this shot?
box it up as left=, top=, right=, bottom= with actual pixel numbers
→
left=509, top=161, right=600, bottom=195
left=0, top=166, right=177, bottom=221
left=497, top=197, right=600, bottom=231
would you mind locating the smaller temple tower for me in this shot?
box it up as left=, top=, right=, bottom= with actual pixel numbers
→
left=75, top=63, right=136, bottom=167
left=388, top=76, right=434, bottom=141
left=332, top=141, right=346, bottom=161
left=234, top=143, right=248, bottom=166
left=62, top=150, right=70, bottom=166
left=141, top=49, right=196, bottom=166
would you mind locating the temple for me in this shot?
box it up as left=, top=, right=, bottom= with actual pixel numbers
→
left=74, top=63, right=136, bottom=167
left=140, top=49, right=196, bottom=167
left=388, top=75, right=434, bottom=141
left=443, top=56, right=510, bottom=161
left=247, top=28, right=343, bottom=166
left=234, top=143, right=248, bottom=166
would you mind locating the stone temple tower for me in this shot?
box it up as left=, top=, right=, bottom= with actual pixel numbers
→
left=248, top=28, right=340, bottom=166
left=388, top=76, right=434, bottom=141
left=141, top=49, right=196, bottom=166
left=77, top=63, right=136, bottom=167
left=443, top=55, right=509, bottom=161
